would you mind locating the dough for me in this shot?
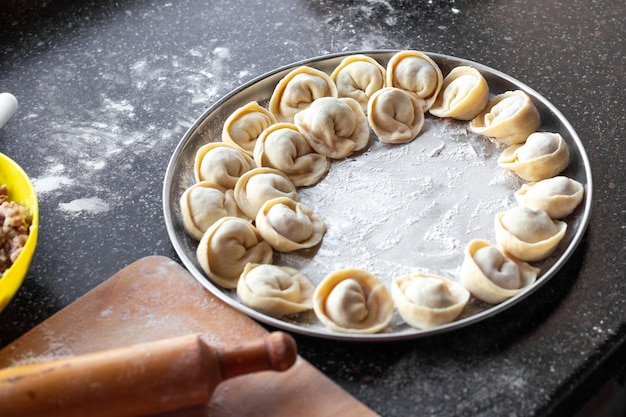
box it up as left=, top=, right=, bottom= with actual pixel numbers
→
left=514, top=176, right=584, bottom=219
left=313, top=268, right=394, bottom=334
left=180, top=181, right=244, bottom=241
left=494, top=206, right=567, bottom=262
left=194, top=142, right=256, bottom=189
left=385, top=50, right=443, bottom=111
left=253, top=122, right=330, bottom=187
left=237, top=263, right=315, bottom=317
left=391, top=272, right=469, bottom=329
left=460, top=239, right=540, bottom=304
left=498, top=132, right=570, bottom=182
left=294, top=96, right=370, bottom=159
left=234, top=167, right=300, bottom=220
left=330, top=54, right=386, bottom=113
left=429, top=66, right=489, bottom=120
left=255, top=197, right=326, bottom=252
left=196, top=216, right=273, bottom=289
left=367, top=87, right=424, bottom=144
left=269, top=65, right=338, bottom=123
left=222, top=101, right=277, bottom=156
left=469, top=90, right=541, bottom=145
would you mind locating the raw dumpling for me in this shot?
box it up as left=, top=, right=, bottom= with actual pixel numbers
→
left=460, top=239, right=540, bottom=304
left=469, top=90, right=541, bottom=145
left=194, top=142, right=256, bottom=189
left=385, top=50, right=443, bottom=111
left=196, top=216, right=273, bottom=289
left=515, top=176, right=584, bottom=219
left=222, top=101, right=278, bottom=156
left=391, top=273, right=469, bottom=329
left=367, top=87, right=424, bottom=144
left=313, top=268, right=394, bottom=334
left=253, top=123, right=330, bottom=187
left=269, top=66, right=338, bottom=123
left=494, top=206, right=567, bottom=262
left=294, top=96, right=370, bottom=159
left=180, top=181, right=244, bottom=241
left=429, top=66, right=489, bottom=120
left=237, top=263, right=315, bottom=317
left=234, top=167, right=300, bottom=219
left=256, top=197, right=326, bottom=252
left=330, top=54, right=386, bottom=113
left=498, top=132, right=570, bottom=182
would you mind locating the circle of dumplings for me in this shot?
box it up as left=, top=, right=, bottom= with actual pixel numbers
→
left=180, top=51, right=584, bottom=336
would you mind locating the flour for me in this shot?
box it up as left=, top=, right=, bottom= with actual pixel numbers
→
left=34, top=175, right=75, bottom=193
left=273, top=115, right=516, bottom=288
left=31, top=43, right=232, bottom=221
left=58, top=197, right=110, bottom=215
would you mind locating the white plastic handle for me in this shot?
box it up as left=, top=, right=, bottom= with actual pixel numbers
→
left=0, top=93, right=18, bottom=129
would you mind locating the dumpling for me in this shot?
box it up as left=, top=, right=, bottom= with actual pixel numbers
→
left=494, top=206, right=567, bottom=262
left=428, top=66, right=489, bottom=120
left=234, top=167, right=300, bottom=219
left=498, top=132, right=570, bottom=182
left=255, top=197, right=326, bottom=252
left=180, top=181, right=244, bottom=241
left=330, top=54, right=386, bottom=113
left=237, top=263, right=315, bottom=317
left=313, top=268, right=394, bottom=334
left=385, top=50, right=443, bottom=111
left=269, top=66, right=338, bottom=123
left=460, top=239, right=540, bottom=304
left=391, top=273, right=469, bottom=329
left=222, top=101, right=278, bottom=156
left=294, top=97, right=370, bottom=159
left=367, top=87, right=424, bottom=144
left=194, top=142, right=256, bottom=189
left=469, top=90, right=541, bottom=145
left=253, top=123, right=330, bottom=187
left=515, top=176, right=584, bottom=219
left=196, top=217, right=273, bottom=289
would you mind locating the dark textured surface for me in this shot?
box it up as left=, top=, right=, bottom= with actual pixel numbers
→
left=0, top=1, right=624, bottom=416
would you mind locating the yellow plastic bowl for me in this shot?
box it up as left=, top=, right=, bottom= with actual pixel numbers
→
left=0, top=152, right=39, bottom=313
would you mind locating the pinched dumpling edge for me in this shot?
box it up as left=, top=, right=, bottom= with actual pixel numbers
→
left=313, top=268, right=394, bottom=334
left=294, top=96, right=370, bottom=159
left=237, top=263, right=315, bottom=317
left=194, top=142, right=256, bottom=189
left=428, top=65, right=490, bottom=120
left=498, top=132, right=570, bottom=182
left=269, top=65, right=339, bottom=123
left=233, top=167, right=300, bottom=220
left=515, top=176, right=584, bottom=219
left=469, top=90, right=541, bottom=145
left=196, top=216, right=273, bottom=289
left=494, top=208, right=568, bottom=262
left=222, top=101, right=278, bottom=156
left=367, top=87, right=425, bottom=144
left=330, top=54, right=387, bottom=113
left=460, top=239, right=540, bottom=304
left=180, top=181, right=244, bottom=241
left=391, top=272, right=470, bottom=330
left=255, top=196, right=326, bottom=252
left=385, top=50, right=444, bottom=111
left=253, top=122, right=330, bottom=187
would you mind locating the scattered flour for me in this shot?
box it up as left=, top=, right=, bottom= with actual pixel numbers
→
left=58, top=197, right=111, bottom=215
left=33, top=176, right=75, bottom=193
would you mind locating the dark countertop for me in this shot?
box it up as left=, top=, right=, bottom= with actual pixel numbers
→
left=1, top=1, right=624, bottom=416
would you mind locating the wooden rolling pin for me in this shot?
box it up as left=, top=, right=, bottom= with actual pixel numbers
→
left=0, top=331, right=297, bottom=417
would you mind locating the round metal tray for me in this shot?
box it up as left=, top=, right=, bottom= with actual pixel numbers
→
left=163, top=51, right=592, bottom=341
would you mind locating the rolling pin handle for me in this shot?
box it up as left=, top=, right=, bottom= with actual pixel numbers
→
left=213, top=331, right=298, bottom=380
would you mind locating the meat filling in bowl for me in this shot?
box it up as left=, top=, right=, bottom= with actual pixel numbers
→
left=0, top=185, right=32, bottom=274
